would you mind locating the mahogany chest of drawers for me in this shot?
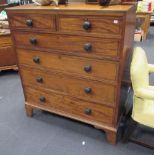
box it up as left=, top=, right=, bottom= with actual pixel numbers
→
left=0, top=34, right=17, bottom=70
left=6, top=3, right=136, bottom=144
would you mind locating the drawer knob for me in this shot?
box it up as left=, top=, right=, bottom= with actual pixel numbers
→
left=33, top=56, right=40, bottom=64
left=84, top=87, right=92, bottom=94
left=36, top=77, right=43, bottom=83
left=84, top=108, right=92, bottom=115
left=84, top=65, right=92, bottom=72
left=26, top=19, right=33, bottom=27
left=30, top=38, right=37, bottom=45
left=83, top=21, right=91, bottom=30
left=84, top=43, right=92, bottom=52
left=39, top=96, right=46, bottom=102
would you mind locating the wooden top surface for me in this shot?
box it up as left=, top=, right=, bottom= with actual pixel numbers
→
left=6, top=2, right=133, bottom=12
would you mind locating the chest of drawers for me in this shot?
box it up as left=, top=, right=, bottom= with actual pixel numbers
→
left=6, top=3, right=136, bottom=144
left=0, top=34, right=17, bottom=71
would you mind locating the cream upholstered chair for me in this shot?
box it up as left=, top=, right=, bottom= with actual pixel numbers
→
left=123, top=47, right=154, bottom=143
left=131, top=47, right=154, bottom=128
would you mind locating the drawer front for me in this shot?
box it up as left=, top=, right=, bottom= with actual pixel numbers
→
left=58, top=15, right=123, bottom=36
left=14, top=32, right=120, bottom=59
left=10, top=14, right=55, bottom=31
left=17, top=49, right=119, bottom=82
left=0, top=35, right=12, bottom=47
left=25, top=87, right=114, bottom=125
left=21, top=67, right=116, bottom=106
left=0, top=46, right=16, bottom=67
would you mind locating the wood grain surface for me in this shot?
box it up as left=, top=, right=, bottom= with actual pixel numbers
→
left=25, top=87, right=114, bottom=125
left=20, top=66, right=116, bottom=106
left=0, top=35, right=17, bottom=69
left=10, top=14, right=56, bottom=31
left=17, top=49, right=119, bottom=82
left=6, top=3, right=136, bottom=144
left=14, top=32, right=121, bottom=59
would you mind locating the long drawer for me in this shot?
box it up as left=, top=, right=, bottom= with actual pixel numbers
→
left=21, top=67, right=116, bottom=106
left=17, top=49, right=119, bottom=82
left=14, top=32, right=121, bottom=59
left=58, top=15, right=123, bottom=36
left=25, top=87, right=114, bottom=125
left=9, top=14, right=56, bottom=31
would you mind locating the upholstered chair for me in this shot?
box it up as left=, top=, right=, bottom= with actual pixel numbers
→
left=123, top=47, right=154, bottom=143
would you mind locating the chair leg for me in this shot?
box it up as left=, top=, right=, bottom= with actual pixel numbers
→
left=123, top=117, right=137, bottom=143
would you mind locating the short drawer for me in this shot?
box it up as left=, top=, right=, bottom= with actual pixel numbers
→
left=25, top=87, right=114, bottom=125
left=21, top=67, right=116, bottom=106
left=10, top=14, right=56, bottom=31
left=17, top=49, right=119, bottom=82
left=58, top=15, right=123, bottom=36
left=14, top=32, right=121, bottom=59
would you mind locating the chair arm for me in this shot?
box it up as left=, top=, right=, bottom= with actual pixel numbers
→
left=148, top=64, right=154, bottom=73
left=135, top=87, right=154, bottom=100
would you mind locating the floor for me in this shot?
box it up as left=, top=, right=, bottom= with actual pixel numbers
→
left=0, top=27, right=154, bottom=155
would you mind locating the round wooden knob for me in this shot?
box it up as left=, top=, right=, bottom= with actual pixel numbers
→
left=83, top=21, right=91, bottom=30
left=84, top=43, right=92, bottom=52
left=84, top=108, right=92, bottom=115
left=99, top=0, right=110, bottom=6
left=39, top=96, right=46, bottom=102
left=84, top=65, right=92, bottom=72
left=36, top=77, right=43, bottom=83
left=84, top=87, right=92, bottom=94
left=33, top=56, right=40, bottom=64
left=30, top=37, right=37, bottom=45
left=26, top=19, right=33, bottom=27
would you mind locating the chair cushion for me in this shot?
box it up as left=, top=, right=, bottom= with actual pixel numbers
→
left=131, top=47, right=149, bottom=92
left=132, top=96, right=154, bottom=128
